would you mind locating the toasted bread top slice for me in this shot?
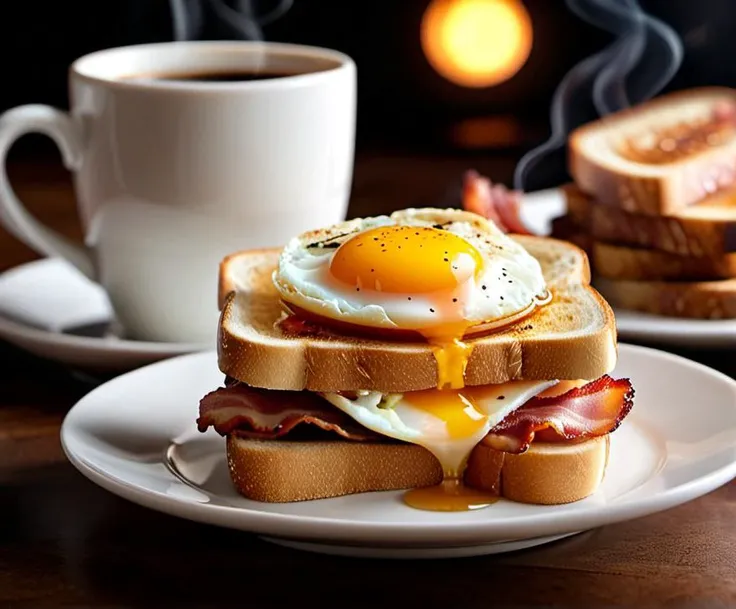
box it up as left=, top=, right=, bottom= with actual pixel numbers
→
left=217, top=235, right=617, bottom=393
left=569, top=88, right=736, bottom=215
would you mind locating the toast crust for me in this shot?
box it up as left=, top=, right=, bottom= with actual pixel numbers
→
left=595, top=276, right=736, bottom=319
left=561, top=184, right=736, bottom=257
left=216, top=237, right=618, bottom=392
left=226, top=436, right=443, bottom=503
left=225, top=435, right=609, bottom=505
left=501, top=436, right=609, bottom=504
left=592, top=242, right=736, bottom=281
left=569, top=87, right=736, bottom=215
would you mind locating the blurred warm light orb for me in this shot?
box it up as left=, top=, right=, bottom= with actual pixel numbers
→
left=420, top=0, right=533, bottom=88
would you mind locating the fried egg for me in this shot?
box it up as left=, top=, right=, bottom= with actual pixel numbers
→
left=273, top=208, right=549, bottom=389
left=322, top=380, right=557, bottom=477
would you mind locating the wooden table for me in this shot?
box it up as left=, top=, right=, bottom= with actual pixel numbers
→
left=1, top=156, right=735, bottom=608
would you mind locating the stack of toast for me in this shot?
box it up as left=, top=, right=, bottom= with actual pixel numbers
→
left=552, top=88, right=736, bottom=320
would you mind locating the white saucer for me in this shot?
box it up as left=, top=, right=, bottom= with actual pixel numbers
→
left=0, top=258, right=209, bottom=371
left=522, top=189, right=736, bottom=348
left=60, top=343, right=736, bottom=559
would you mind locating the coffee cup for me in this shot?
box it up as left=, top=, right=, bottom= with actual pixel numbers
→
left=0, top=41, right=356, bottom=344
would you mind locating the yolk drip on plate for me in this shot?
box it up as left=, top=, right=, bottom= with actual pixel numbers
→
left=400, top=387, right=504, bottom=511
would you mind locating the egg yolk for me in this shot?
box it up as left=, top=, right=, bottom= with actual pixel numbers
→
left=329, top=225, right=487, bottom=391
left=404, top=388, right=486, bottom=441
left=329, top=225, right=483, bottom=293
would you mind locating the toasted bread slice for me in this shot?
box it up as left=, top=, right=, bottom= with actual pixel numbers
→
left=561, top=184, right=736, bottom=257
left=562, top=184, right=593, bottom=227
left=550, top=215, right=592, bottom=253
left=225, top=435, right=609, bottom=505
left=569, top=88, right=736, bottom=215
left=592, top=242, right=736, bottom=281
left=216, top=237, right=618, bottom=392
left=225, top=436, right=444, bottom=503
left=500, top=436, right=609, bottom=505
left=595, top=276, right=736, bottom=319
left=547, top=222, right=736, bottom=315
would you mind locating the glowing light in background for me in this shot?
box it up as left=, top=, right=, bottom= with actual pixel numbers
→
left=420, top=0, right=533, bottom=88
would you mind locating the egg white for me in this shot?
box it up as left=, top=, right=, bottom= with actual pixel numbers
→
left=321, top=380, right=557, bottom=475
left=273, top=208, right=548, bottom=331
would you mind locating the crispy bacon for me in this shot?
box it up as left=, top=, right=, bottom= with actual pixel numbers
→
left=199, top=376, right=633, bottom=450
left=461, top=170, right=533, bottom=235
left=483, top=376, right=634, bottom=453
left=712, top=99, right=736, bottom=125
left=197, top=382, right=379, bottom=441
left=277, top=314, right=322, bottom=336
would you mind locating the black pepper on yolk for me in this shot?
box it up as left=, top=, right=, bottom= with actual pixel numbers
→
left=330, top=225, right=483, bottom=293
left=329, top=225, right=485, bottom=389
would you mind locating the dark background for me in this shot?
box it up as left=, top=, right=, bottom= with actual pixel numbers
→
left=1, top=0, right=735, bottom=169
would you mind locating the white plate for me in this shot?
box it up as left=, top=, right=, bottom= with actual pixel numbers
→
left=0, top=258, right=209, bottom=371
left=61, top=344, right=736, bottom=559
left=522, top=189, right=736, bottom=348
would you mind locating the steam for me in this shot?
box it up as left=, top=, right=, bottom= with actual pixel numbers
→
left=168, top=0, right=293, bottom=41
left=513, top=0, right=683, bottom=191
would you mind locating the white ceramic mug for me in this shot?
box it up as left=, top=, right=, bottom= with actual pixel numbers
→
left=0, top=41, right=356, bottom=345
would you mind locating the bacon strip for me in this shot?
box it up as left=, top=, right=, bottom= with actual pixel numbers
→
left=200, top=376, right=633, bottom=450
left=197, top=382, right=380, bottom=441
left=483, top=376, right=634, bottom=453
left=711, top=99, right=736, bottom=125
left=462, top=170, right=533, bottom=235
left=276, top=314, right=336, bottom=338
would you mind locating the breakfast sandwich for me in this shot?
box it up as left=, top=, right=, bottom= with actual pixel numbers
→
left=197, top=208, right=634, bottom=511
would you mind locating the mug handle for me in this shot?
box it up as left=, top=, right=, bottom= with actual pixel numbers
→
left=0, top=104, right=95, bottom=279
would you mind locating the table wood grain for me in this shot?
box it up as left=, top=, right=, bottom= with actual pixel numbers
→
left=1, top=156, right=735, bottom=608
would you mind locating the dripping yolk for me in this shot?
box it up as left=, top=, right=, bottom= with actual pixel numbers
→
left=329, top=225, right=483, bottom=293
left=404, top=388, right=486, bottom=441
left=329, top=224, right=486, bottom=391
left=401, top=388, right=500, bottom=511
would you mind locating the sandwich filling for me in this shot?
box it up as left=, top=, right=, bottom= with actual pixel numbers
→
left=198, top=376, right=634, bottom=510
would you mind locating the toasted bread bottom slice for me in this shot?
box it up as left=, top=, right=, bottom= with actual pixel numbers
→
left=226, top=436, right=443, bottom=503
left=225, top=435, right=610, bottom=506
left=501, top=436, right=609, bottom=505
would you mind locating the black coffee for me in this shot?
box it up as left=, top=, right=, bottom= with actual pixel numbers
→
left=125, top=69, right=320, bottom=82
